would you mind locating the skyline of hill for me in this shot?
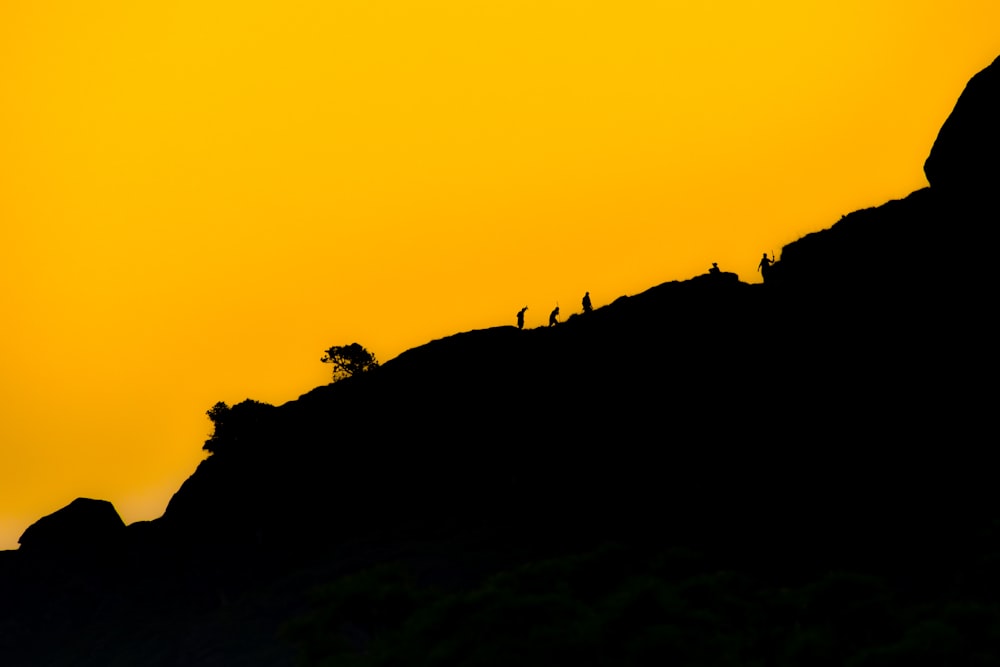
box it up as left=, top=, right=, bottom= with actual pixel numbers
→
left=4, top=6, right=998, bottom=550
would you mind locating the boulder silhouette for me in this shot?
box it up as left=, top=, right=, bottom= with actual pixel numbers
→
left=18, top=497, right=126, bottom=557
left=924, top=54, right=1000, bottom=197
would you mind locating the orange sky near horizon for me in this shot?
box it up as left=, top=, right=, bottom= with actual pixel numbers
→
left=2, top=1, right=998, bottom=550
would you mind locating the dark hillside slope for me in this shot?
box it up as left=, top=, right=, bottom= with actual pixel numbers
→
left=159, top=248, right=990, bottom=564
left=161, top=273, right=770, bottom=545
left=157, top=51, right=1000, bottom=591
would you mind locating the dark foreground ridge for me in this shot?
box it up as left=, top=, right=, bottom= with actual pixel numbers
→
left=2, top=56, right=999, bottom=666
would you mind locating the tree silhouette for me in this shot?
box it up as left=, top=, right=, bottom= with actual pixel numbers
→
left=203, top=399, right=273, bottom=454
left=321, top=343, right=379, bottom=382
left=203, top=401, right=231, bottom=454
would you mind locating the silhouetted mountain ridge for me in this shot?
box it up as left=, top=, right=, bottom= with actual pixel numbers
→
left=3, top=55, right=999, bottom=667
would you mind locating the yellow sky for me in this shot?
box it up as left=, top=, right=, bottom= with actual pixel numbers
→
left=1, top=0, right=998, bottom=550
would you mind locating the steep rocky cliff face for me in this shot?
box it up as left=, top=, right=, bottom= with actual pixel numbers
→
left=925, top=54, right=1000, bottom=196
left=771, top=55, right=1000, bottom=291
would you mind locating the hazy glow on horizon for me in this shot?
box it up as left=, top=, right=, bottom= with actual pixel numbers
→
left=2, top=0, right=998, bottom=549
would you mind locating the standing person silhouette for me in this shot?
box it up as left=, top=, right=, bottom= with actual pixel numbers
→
left=582, top=292, right=592, bottom=314
left=549, top=306, right=560, bottom=327
left=516, top=306, right=528, bottom=330
left=757, top=252, right=774, bottom=281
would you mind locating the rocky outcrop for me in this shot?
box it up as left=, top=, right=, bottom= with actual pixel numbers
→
left=924, top=54, right=1000, bottom=197
left=768, top=56, right=1000, bottom=291
left=18, top=497, right=126, bottom=557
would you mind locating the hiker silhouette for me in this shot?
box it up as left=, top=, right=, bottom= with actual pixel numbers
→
left=516, top=306, right=528, bottom=330
left=709, top=262, right=721, bottom=275
left=549, top=306, right=560, bottom=327
left=757, top=253, right=774, bottom=281
left=582, top=292, right=592, bottom=314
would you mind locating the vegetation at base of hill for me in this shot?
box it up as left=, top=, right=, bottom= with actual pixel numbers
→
left=282, top=542, right=1000, bottom=667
